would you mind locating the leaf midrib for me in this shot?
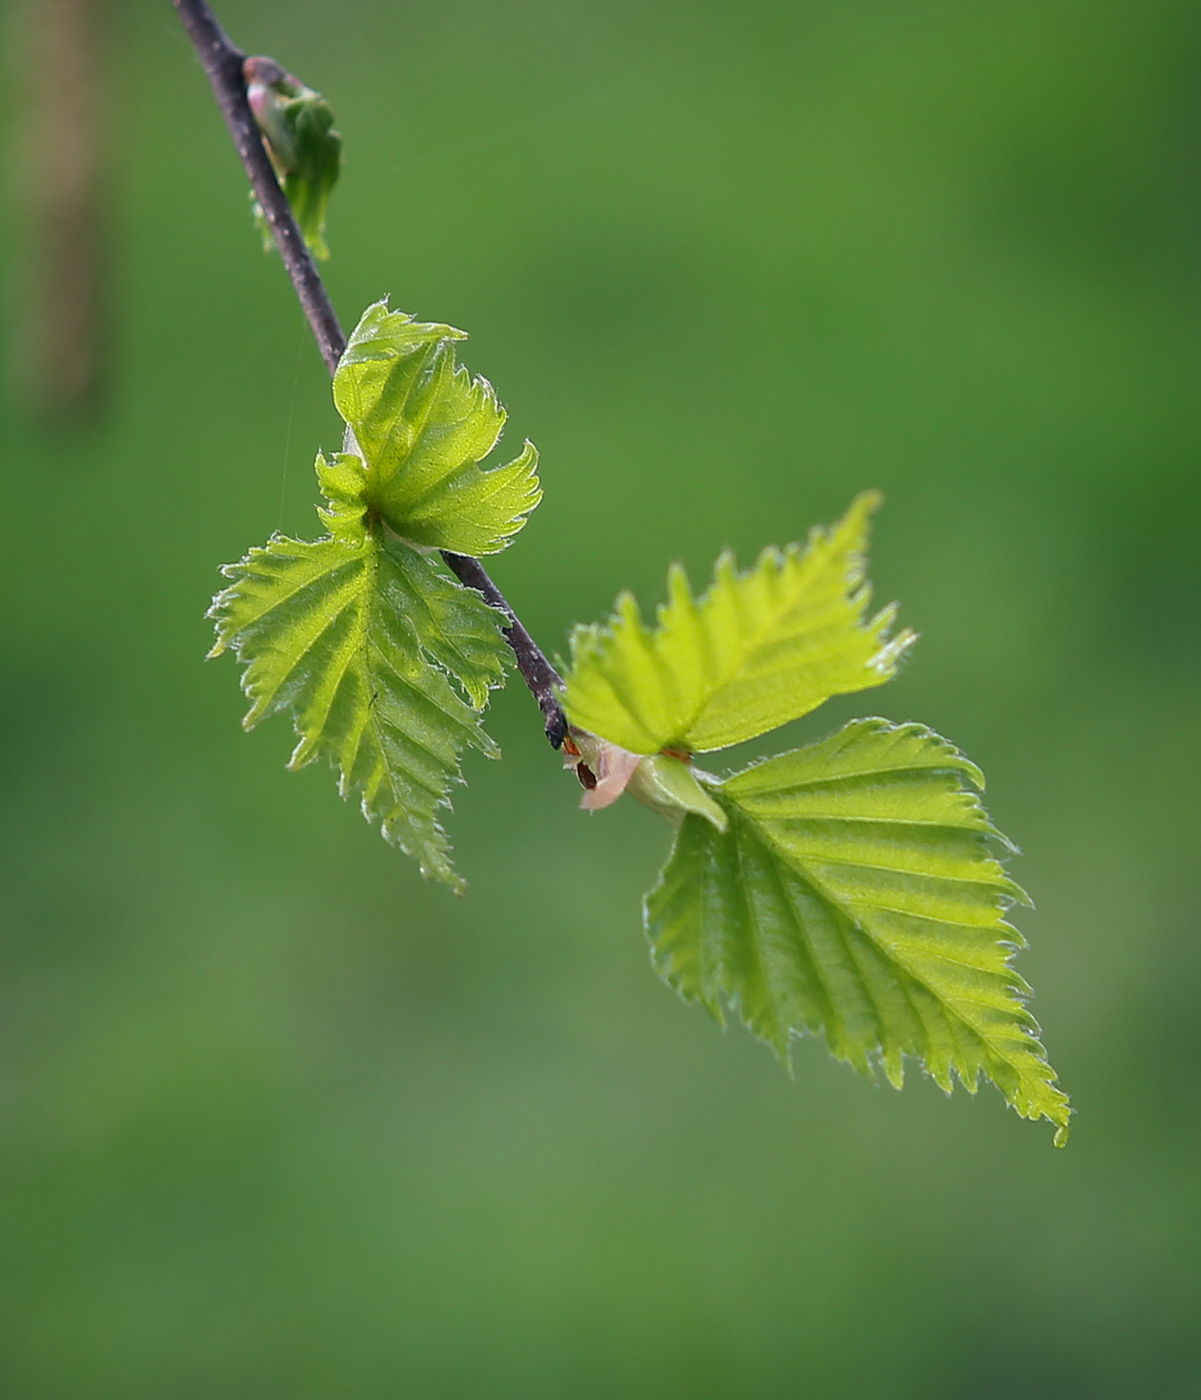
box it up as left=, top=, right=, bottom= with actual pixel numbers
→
left=673, top=550, right=858, bottom=744
left=727, top=759, right=980, bottom=795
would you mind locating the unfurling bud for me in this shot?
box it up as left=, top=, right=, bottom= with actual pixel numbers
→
left=244, top=56, right=341, bottom=260
left=563, top=731, right=727, bottom=832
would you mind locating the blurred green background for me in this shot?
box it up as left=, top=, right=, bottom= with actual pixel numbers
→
left=2, top=0, right=1200, bottom=1394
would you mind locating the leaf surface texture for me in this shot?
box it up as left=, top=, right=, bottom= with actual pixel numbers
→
left=562, top=493, right=914, bottom=754
left=334, top=301, right=541, bottom=555
left=209, top=452, right=509, bottom=890
left=644, top=719, right=1070, bottom=1140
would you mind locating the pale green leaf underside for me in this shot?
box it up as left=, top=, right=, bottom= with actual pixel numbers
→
left=644, top=719, right=1070, bottom=1141
left=208, top=454, right=510, bottom=891
left=334, top=300, right=541, bottom=555
left=562, top=493, right=914, bottom=755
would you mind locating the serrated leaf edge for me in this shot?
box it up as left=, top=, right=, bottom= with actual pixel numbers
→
left=643, top=718, right=1070, bottom=1143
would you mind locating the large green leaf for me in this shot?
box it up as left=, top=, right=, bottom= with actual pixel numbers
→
left=561, top=493, right=914, bottom=755
left=333, top=301, right=541, bottom=555
left=208, top=451, right=510, bottom=891
left=644, top=719, right=1070, bottom=1141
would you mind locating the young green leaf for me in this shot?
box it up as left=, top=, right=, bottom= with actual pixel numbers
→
left=333, top=301, right=541, bottom=555
left=246, top=58, right=342, bottom=260
left=644, top=719, right=1070, bottom=1143
left=208, top=451, right=510, bottom=891
left=561, top=493, right=914, bottom=756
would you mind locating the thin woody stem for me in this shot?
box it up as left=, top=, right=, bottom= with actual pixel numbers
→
left=172, top=0, right=342, bottom=375
left=440, top=552, right=567, bottom=744
left=172, top=0, right=567, bottom=747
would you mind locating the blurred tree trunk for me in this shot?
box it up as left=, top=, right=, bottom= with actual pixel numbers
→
left=16, top=0, right=108, bottom=421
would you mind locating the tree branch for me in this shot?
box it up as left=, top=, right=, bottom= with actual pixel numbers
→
left=172, top=0, right=567, bottom=748
left=440, top=552, right=567, bottom=744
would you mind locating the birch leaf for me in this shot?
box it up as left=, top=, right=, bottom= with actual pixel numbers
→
left=208, top=452, right=509, bottom=891
left=644, top=718, right=1070, bottom=1142
left=333, top=300, right=541, bottom=555
left=562, top=493, right=914, bottom=755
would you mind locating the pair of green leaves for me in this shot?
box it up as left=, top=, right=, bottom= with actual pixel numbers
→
left=211, top=300, right=1068, bottom=1142
left=559, top=497, right=1068, bottom=1142
left=210, top=302, right=539, bottom=892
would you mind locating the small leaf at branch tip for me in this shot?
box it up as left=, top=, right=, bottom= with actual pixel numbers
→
left=330, top=300, right=541, bottom=555
left=245, top=58, right=341, bottom=259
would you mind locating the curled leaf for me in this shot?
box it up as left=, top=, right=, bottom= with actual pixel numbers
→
left=333, top=301, right=542, bottom=554
left=245, top=56, right=341, bottom=260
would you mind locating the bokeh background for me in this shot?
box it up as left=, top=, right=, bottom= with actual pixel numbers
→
left=2, top=0, right=1199, bottom=1394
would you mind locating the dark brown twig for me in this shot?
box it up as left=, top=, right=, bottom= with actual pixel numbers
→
left=172, top=0, right=567, bottom=747
left=171, top=0, right=343, bottom=375
left=441, top=552, right=567, bottom=745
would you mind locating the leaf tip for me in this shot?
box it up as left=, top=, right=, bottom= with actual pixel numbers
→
left=1045, top=1090, right=1073, bottom=1146
left=849, top=487, right=884, bottom=521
